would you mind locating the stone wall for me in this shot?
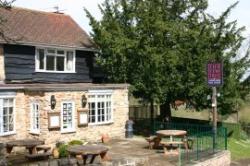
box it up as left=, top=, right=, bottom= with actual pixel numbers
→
left=191, top=150, right=231, bottom=166
left=0, top=45, right=5, bottom=82
left=0, top=88, right=129, bottom=147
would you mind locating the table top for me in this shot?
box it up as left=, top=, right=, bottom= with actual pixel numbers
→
left=67, top=145, right=109, bottom=155
left=156, top=130, right=187, bottom=136
left=6, top=139, right=44, bottom=147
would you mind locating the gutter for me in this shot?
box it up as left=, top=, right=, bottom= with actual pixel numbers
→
left=0, top=41, right=99, bottom=52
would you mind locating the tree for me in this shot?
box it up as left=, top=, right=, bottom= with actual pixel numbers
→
left=85, top=0, right=250, bottom=122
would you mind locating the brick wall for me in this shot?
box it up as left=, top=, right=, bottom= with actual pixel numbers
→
left=0, top=88, right=129, bottom=147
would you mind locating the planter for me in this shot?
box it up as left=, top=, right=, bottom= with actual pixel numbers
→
left=101, top=134, right=110, bottom=144
left=53, top=148, right=59, bottom=159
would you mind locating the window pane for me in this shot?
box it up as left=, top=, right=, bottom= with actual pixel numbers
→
left=47, top=49, right=55, bottom=54
left=56, top=56, right=65, bottom=71
left=3, top=108, right=7, bottom=115
left=8, top=99, right=13, bottom=107
left=98, top=95, right=105, bottom=98
left=31, top=103, right=39, bottom=131
left=57, top=50, right=64, bottom=55
left=62, top=102, right=73, bottom=130
left=46, top=56, right=55, bottom=70
left=38, top=49, right=44, bottom=69
left=3, top=99, right=8, bottom=107
left=9, top=108, right=13, bottom=115
left=66, top=51, right=74, bottom=71
left=1, top=98, right=14, bottom=133
left=88, top=93, right=112, bottom=124
left=9, top=123, right=13, bottom=131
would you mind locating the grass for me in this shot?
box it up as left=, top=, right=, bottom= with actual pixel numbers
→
left=171, top=107, right=210, bottom=121
left=228, top=138, right=250, bottom=160
left=239, top=102, right=250, bottom=123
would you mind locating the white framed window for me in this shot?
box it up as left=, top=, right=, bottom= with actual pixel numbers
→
left=35, top=48, right=75, bottom=73
left=61, top=101, right=75, bottom=133
left=0, top=98, right=15, bottom=136
left=88, top=90, right=113, bottom=125
left=30, top=103, right=39, bottom=134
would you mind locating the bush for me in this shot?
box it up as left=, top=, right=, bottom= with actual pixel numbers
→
left=68, top=140, right=83, bottom=146
left=58, top=144, right=68, bottom=158
left=56, top=141, right=65, bottom=148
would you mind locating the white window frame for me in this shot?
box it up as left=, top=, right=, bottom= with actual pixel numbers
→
left=35, top=47, right=76, bottom=73
left=61, top=101, right=75, bottom=133
left=0, top=96, right=15, bottom=136
left=30, top=102, right=40, bottom=134
left=88, top=90, right=113, bottom=125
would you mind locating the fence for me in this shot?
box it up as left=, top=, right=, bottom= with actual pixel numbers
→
left=132, top=119, right=227, bottom=165
left=129, top=105, right=159, bottom=119
left=179, top=127, right=227, bottom=165
left=152, top=121, right=213, bottom=136
left=219, top=122, right=241, bottom=139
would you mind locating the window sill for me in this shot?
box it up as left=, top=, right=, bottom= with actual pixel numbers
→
left=35, top=70, right=76, bottom=74
left=61, top=130, right=76, bottom=134
left=88, top=121, right=114, bottom=126
left=29, top=131, right=40, bottom=135
left=0, top=132, right=16, bottom=137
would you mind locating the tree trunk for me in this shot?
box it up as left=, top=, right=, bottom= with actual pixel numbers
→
left=160, top=102, right=172, bottom=122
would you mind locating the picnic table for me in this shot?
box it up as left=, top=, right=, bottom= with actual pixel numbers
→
left=67, top=145, right=109, bottom=165
left=156, top=130, right=187, bottom=142
left=6, top=139, right=45, bottom=154
left=156, top=130, right=188, bottom=155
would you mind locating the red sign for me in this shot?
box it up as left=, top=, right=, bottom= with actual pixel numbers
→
left=207, top=63, right=223, bottom=86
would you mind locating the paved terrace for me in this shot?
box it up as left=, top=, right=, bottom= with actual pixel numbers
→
left=6, top=137, right=178, bottom=166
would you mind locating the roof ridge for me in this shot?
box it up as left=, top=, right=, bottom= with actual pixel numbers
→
left=10, top=6, right=69, bottom=17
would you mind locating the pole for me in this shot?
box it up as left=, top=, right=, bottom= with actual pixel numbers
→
left=212, top=86, right=217, bottom=151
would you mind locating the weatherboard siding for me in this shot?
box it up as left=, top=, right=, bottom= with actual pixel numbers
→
left=4, top=44, right=94, bottom=83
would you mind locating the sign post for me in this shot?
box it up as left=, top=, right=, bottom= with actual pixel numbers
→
left=207, top=62, right=223, bottom=151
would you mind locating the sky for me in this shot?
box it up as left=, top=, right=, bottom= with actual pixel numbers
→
left=13, top=0, right=250, bottom=37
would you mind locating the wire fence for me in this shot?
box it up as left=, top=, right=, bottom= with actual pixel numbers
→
left=133, top=119, right=228, bottom=165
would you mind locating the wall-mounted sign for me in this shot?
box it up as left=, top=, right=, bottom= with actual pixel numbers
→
left=77, top=108, right=88, bottom=127
left=48, top=112, right=60, bottom=130
left=207, top=62, right=223, bottom=86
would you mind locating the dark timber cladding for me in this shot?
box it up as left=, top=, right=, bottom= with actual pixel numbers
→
left=4, top=44, right=94, bottom=83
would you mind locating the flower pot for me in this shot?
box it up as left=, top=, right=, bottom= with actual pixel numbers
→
left=101, top=134, right=110, bottom=144
left=53, top=148, right=59, bottom=159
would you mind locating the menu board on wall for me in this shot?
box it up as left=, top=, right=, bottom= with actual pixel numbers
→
left=48, top=112, right=60, bottom=130
left=78, top=108, right=88, bottom=127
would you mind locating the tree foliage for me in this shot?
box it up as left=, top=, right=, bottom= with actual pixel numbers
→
left=85, top=0, right=250, bottom=116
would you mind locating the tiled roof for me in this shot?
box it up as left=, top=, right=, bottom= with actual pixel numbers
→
left=0, top=7, right=96, bottom=50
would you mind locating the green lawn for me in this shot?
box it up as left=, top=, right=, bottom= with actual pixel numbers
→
left=228, top=138, right=250, bottom=160
left=239, top=103, right=250, bottom=123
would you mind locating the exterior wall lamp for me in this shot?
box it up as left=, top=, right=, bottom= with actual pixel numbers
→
left=50, top=95, right=56, bottom=110
left=81, top=95, right=87, bottom=108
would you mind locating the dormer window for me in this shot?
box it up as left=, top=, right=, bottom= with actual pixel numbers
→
left=35, top=48, right=75, bottom=73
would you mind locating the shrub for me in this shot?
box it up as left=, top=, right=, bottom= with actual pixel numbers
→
left=56, top=141, right=65, bottom=148
left=58, top=144, right=68, bottom=158
left=68, top=140, right=83, bottom=146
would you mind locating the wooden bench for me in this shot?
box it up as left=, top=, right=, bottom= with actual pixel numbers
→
left=186, top=138, right=194, bottom=149
left=36, top=145, right=51, bottom=153
left=25, top=152, right=51, bottom=160
left=145, top=136, right=162, bottom=149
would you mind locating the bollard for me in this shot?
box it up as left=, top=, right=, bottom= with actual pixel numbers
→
left=125, top=120, right=134, bottom=138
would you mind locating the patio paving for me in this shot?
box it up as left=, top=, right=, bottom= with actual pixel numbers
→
left=5, top=137, right=179, bottom=166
